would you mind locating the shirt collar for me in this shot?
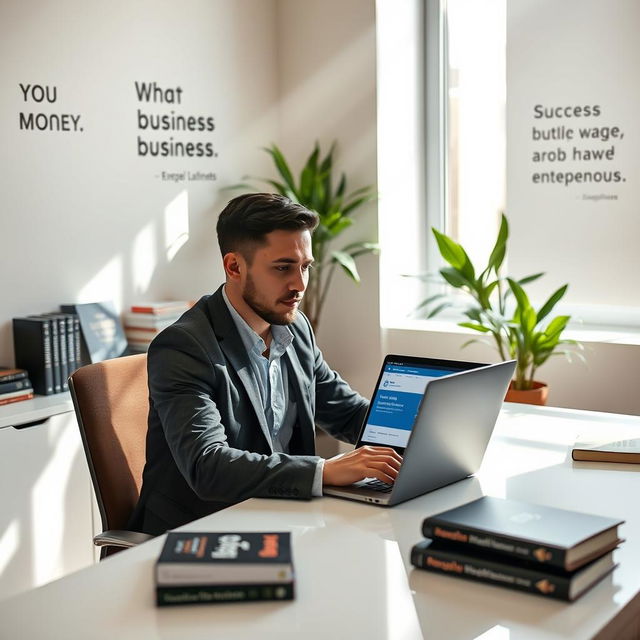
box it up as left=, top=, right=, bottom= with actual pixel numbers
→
left=222, top=285, right=293, bottom=357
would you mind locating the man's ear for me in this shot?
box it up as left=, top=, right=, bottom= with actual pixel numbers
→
left=223, top=252, right=243, bottom=281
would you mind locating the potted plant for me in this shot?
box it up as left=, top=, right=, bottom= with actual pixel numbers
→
left=418, top=214, right=583, bottom=405
left=231, top=142, right=378, bottom=330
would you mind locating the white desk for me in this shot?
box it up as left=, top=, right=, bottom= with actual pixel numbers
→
left=1, top=404, right=639, bottom=639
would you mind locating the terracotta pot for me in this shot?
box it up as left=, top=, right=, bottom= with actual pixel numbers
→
left=504, top=380, right=548, bottom=406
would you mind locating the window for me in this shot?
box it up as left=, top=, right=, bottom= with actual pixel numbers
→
left=377, top=0, right=640, bottom=330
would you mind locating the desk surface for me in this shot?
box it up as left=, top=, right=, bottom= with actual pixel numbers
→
left=1, top=403, right=640, bottom=639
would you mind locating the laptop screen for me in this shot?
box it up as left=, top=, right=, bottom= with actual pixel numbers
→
left=357, top=356, right=483, bottom=451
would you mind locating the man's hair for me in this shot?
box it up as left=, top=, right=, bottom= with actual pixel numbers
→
left=216, top=193, right=318, bottom=260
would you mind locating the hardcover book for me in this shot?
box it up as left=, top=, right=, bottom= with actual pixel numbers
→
left=12, top=317, right=54, bottom=395
left=421, top=496, right=623, bottom=571
left=0, top=368, right=29, bottom=383
left=156, top=532, right=294, bottom=586
left=60, top=302, right=128, bottom=364
left=572, top=434, right=640, bottom=464
left=131, top=301, right=192, bottom=315
left=0, top=389, right=34, bottom=406
left=411, top=539, right=616, bottom=602
left=156, top=532, right=295, bottom=606
left=156, top=583, right=295, bottom=607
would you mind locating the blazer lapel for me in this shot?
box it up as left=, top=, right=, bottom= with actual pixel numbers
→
left=206, top=288, right=274, bottom=452
left=285, top=345, right=316, bottom=455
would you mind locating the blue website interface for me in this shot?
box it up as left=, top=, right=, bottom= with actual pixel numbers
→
left=360, top=364, right=459, bottom=448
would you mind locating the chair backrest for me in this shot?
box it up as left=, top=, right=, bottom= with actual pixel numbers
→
left=69, top=353, right=149, bottom=533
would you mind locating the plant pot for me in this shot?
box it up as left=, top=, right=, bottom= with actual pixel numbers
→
left=505, top=381, right=548, bottom=406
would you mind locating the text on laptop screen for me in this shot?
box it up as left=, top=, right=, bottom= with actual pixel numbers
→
left=360, top=363, right=459, bottom=448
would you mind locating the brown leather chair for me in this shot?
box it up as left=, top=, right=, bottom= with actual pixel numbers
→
left=69, top=353, right=154, bottom=558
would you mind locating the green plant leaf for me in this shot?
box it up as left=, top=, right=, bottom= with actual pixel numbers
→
left=432, top=229, right=467, bottom=270
left=536, top=284, right=568, bottom=324
left=487, top=213, right=508, bottom=273
left=459, top=322, right=491, bottom=333
left=440, top=266, right=471, bottom=289
left=343, top=241, right=380, bottom=258
left=427, top=301, right=452, bottom=318
left=331, top=250, right=360, bottom=283
left=264, top=144, right=297, bottom=194
left=342, top=193, right=376, bottom=216
left=415, top=293, right=446, bottom=311
left=517, top=272, right=545, bottom=286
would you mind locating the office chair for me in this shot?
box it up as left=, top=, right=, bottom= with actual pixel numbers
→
left=69, top=353, right=154, bottom=558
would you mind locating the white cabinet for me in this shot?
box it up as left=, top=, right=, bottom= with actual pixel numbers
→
left=0, top=407, right=95, bottom=601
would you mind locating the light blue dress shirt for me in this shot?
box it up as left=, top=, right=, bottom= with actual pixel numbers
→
left=222, top=287, right=324, bottom=495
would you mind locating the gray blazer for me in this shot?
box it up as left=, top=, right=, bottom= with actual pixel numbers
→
left=128, top=285, right=369, bottom=535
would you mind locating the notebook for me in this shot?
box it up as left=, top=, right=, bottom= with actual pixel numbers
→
left=323, top=355, right=516, bottom=506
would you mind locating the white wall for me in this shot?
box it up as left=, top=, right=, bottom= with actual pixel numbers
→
left=0, top=0, right=280, bottom=365
left=276, top=0, right=381, bottom=398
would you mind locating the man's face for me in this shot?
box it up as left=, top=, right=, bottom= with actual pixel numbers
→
left=240, top=229, right=314, bottom=325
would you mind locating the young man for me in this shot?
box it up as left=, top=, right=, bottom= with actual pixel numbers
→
left=128, top=193, right=402, bottom=535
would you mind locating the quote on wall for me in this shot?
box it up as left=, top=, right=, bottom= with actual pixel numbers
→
left=530, top=103, right=626, bottom=200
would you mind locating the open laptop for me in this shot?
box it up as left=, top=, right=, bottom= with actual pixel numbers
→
left=323, top=355, right=516, bottom=506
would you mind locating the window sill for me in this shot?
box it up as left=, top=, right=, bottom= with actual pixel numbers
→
left=383, top=317, right=640, bottom=347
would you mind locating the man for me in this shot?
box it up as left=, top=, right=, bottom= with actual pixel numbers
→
left=128, top=193, right=402, bottom=535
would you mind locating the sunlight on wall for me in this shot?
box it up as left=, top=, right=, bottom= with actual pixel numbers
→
left=31, top=421, right=81, bottom=585
left=384, top=539, right=423, bottom=639
left=0, top=519, right=20, bottom=578
left=77, top=254, right=124, bottom=310
left=132, top=221, right=158, bottom=294
left=164, top=190, right=190, bottom=262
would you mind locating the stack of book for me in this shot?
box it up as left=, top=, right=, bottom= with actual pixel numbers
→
left=12, top=313, right=81, bottom=395
left=410, top=496, right=623, bottom=601
left=124, top=301, right=192, bottom=352
left=156, top=531, right=295, bottom=606
left=0, top=368, right=34, bottom=406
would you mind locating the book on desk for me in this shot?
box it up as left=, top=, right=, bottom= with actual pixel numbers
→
left=411, top=496, right=623, bottom=601
left=156, top=531, right=295, bottom=606
left=573, top=435, right=640, bottom=464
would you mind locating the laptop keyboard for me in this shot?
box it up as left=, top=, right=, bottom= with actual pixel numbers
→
left=364, top=479, right=394, bottom=493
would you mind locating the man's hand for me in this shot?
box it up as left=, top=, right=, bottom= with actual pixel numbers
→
left=322, top=446, right=403, bottom=486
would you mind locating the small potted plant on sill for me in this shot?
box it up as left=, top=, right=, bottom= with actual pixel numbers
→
left=230, top=141, right=378, bottom=331
left=417, top=214, right=583, bottom=405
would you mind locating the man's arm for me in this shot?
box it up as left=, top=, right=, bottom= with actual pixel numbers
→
left=303, top=318, right=403, bottom=486
left=149, top=325, right=320, bottom=503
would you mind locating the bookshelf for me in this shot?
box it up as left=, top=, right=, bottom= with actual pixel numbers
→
left=0, top=393, right=74, bottom=430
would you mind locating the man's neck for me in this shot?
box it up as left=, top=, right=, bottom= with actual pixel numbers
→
left=223, top=283, right=271, bottom=343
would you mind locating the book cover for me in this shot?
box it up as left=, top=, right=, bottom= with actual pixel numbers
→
left=0, top=368, right=29, bottom=383
left=156, top=582, right=294, bottom=607
left=33, top=315, right=63, bottom=393
left=0, top=378, right=33, bottom=394
left=12, top=317, right=54, bottom=395
left=131, top=301, right=192, bottom=315
left=0, top=392, right=34, bottom=406
left=411, top=539, right=616, bottom=601
left=156, top=532, right=294, bottom=586
left=422, top=496, right=623, bottom=571
left=573, top=434, right=640, bottom=464
left=60, top=302, right=128, bottom=364
left=122, top=311, right=183, bottom=329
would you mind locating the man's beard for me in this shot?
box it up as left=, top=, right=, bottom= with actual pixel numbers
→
left=242, top=273, right=300, bottom=325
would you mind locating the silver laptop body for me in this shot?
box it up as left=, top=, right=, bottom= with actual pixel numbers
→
left=323, top=356, right=516, bottom=506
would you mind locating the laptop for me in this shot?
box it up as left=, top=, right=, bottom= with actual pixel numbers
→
left=323, top=355, right=516, bottom=506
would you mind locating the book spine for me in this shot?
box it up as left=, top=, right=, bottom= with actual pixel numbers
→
left=0, top=371, right=28, bottom=383
left=0, top=393, right=34, bottom=406
left=13, top=319, right=54, bottom=395
left=410, top=544, right=570, bottom=600
left=0, top=379, right=33, bottom=394
left=47, top=317, right=62, bottom=393
left=422, top=520, right=566, bottom=568
left=73, top=315, right=82, bottom=369
left=65, top=316, right=76, bottom=375
left=156, top=582, right=294, bottom=607
left=53, top=317, right=68, bottom=391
